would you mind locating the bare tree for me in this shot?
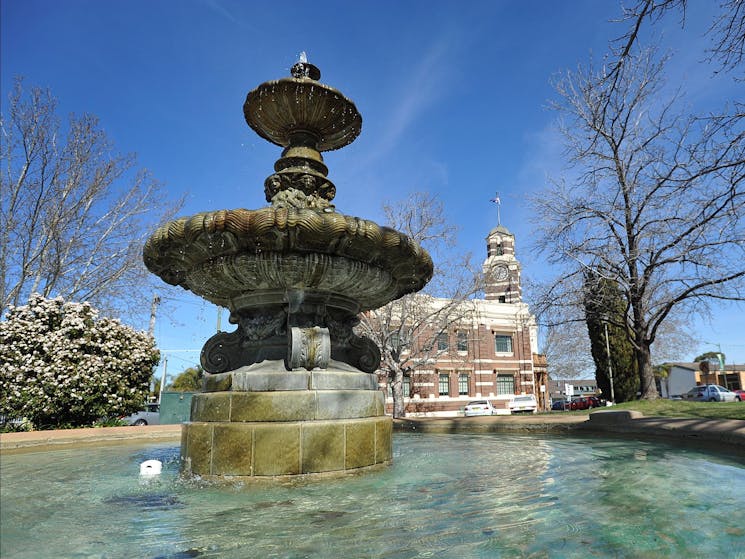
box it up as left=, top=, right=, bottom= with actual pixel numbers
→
left=533, top=44, right=744, bottom=399
left=707, top=0, right=745, bottom=78
left=357, top=192, right=480, bottom=417
left=611, top=0, right=744, bottom=80
left=0, top=79, right=183, bottom=319
left=541, top=0, right=745, bottom=397
left=359, top=293, right=476, bottom=418
left=540, top=322, right=594, bottom=381
left=533, top=271, right=691, bottom=388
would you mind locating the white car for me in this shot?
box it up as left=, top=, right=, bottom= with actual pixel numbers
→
left=683, top=385, right=737, bottom=402
left=122, top=403, right=160, bottom=426
left=508, top=394, right=538, bottom=414
left=464, top=400, right=497, bottom=417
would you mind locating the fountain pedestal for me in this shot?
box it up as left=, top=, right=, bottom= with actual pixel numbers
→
left=182, top=362, right=392, bottom=477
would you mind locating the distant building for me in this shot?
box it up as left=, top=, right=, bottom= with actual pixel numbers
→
left=377, top=224, right=548, bottom=416
left=548, top=379, right=599, bottom=403
left=658, top=363, right=744, bottom=398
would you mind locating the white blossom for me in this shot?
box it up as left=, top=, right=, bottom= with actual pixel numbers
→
left=0, top=294, right=159, bottom=429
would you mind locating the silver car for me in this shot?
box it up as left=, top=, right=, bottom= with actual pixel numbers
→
left=122, top=403, right=160, bottom=425
left=682, top=385, right=737, bottom=402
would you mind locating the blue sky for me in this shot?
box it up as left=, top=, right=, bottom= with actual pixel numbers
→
left=2, top=0, right=743, bottom=375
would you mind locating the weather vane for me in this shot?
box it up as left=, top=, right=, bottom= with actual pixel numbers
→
left=490, top=192, right=501, bottom=226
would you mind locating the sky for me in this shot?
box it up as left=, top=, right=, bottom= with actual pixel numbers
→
left=2, top=0, right=743, bottom=378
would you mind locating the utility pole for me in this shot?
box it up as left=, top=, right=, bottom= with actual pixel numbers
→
left=158, top=355, right=168, bottom=404
left=604, top=321, right=615, bottom=403
left=148, top=293, right=161, bottom=336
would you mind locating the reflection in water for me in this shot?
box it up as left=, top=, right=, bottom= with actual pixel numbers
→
left=1, top=433, right=744, bottom=558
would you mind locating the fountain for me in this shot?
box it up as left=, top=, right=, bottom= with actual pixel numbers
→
left=142, top=57, right=433, bottom=478
left=3, top=57, right=745, bottom=559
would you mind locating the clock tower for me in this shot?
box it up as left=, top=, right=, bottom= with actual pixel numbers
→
left=483, top=224, right=522, bottom=303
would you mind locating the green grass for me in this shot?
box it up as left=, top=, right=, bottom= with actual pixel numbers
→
left=543, top=399, right=745, bottom=420
left=609, top=399, right=745, bottom=420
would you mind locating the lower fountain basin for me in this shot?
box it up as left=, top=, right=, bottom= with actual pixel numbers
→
left=2, top=433, right=743, bottom=558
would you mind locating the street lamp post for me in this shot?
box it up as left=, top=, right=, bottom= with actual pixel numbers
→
left=604, top=321, right=615, bottom=403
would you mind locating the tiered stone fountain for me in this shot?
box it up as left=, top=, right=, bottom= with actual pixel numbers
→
left=143, top=57, right=433, bottom=478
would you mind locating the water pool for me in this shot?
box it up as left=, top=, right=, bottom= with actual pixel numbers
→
left=2, top=433, right=744, bottom=558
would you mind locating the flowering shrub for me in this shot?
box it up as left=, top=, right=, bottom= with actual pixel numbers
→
left=0, top=294, right=160, bottom=429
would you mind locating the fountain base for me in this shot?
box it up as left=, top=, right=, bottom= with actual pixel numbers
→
left=180, top=361, right=392, bottom=477
left=181, top=416, right=392, bottom=477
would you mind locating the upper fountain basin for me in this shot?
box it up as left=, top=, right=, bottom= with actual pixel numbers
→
left=244, top=77, right=362, bottom=152
left=143, top=206, right=434, bottom=311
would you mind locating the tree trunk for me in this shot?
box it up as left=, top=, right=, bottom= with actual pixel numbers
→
left=638, top=342, right=659, bottom=399
left=390, top=367, right=406, bottom=418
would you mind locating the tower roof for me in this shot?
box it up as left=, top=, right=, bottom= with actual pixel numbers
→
left=487, top=224, right=512, bottom=237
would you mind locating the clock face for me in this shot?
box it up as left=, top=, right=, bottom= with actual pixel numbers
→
left=494, top=265, right=509, bottom=281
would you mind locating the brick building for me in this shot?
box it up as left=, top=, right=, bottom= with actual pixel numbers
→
left=378, top=224, right=547, bottom=416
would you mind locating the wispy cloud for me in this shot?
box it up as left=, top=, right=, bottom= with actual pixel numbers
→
left=199, top=0, right=252, bottom=29
left=363, top=35, right=457, bottom=166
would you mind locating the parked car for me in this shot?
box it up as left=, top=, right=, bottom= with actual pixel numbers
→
left=464, top=400, right=497, bottom=417
left=508, top=394, right=538, bottom=414
left=682, top=385, right=737, bottom=402
left=682, top=386, right=706, bottom=401
left=122, top=403, right=160, bottom=426
left=0, top=415, right=31, bottom=431
left=734, top=389, right=745, bottom=402
left=586, top=396, right=604, bottom=408
left=551, top=400, right=568, bottom=411
left=568, top=397, right=590, bottom=411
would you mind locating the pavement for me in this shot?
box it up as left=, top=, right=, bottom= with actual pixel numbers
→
left=2, top=411, right=744, bottom=455
left=0, top=424, right=182, bottom=453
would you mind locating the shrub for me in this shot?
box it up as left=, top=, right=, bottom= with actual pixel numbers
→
left=0, top=294, right=159, bottom=429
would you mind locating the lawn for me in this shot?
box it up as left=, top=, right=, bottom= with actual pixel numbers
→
left=610, top=399, right=745, bottom=420
left=547, top=399, right=745, bottom=421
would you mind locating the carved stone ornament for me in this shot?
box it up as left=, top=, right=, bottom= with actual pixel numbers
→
left=287, top=326, right=331, bottom=370
left=199, top=291, right=382, bottom=373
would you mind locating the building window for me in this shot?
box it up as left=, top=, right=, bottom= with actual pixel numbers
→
left=389, top=332, right=400, bottom=351
left=498, top=295, right=506, bottom=303
left=403, top=375, right=411, bottom=397
left=495, top=334, right=513, bottom=353
left=436, top=332, right=448, bottom=351
left=457, top=331, right=468, bottom=352
left=496, top=374, right=514, bottom=395
left=438, top=373, right=450, bottom=396
left=495, top=243, right=503, bottom=256
left=458, top=373, right=469, bottom=395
